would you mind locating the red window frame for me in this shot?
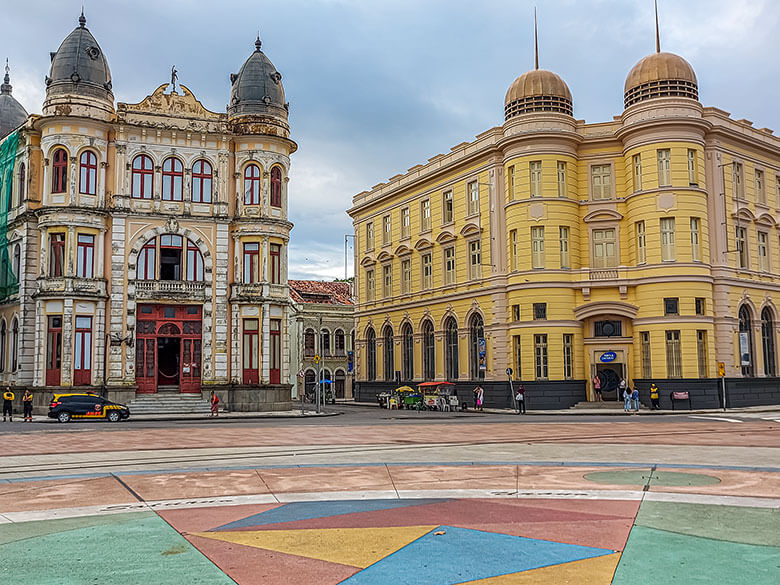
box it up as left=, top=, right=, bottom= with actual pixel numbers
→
left=270, top=166, right=282, bottom=208
left=132, top=155, right=153, bottom=199
left=46, top=315, right=62, bottom=386
left=244, top=164, right=261, bottom=205
left=49, top=233, right=66, bottom=277
left=191, top=159, right=212, bottom=203
left=243, top=243, right=260, bottom=283
left=243, top=318, right=260, bottom=384
left=76, top=234, right=94, bottom=278
left=74, top=316, right=92, bottom=386
left=52, top=148, right=68, bottom=194
left=270, top=244, right=281, bottom=284
left=79, top=151, right=97, bottom=195
left=186, top=240, right=204, bottom=282
left=162, top=157, right=183, bottom=201
left=138, top=238, right=156, bottom=280
left=270, top=319, right=281, bottom=384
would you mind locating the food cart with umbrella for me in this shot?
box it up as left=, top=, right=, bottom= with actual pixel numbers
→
left=394, top=385, right=422, bottom=409
left=416, top=381, right=456, bottom=410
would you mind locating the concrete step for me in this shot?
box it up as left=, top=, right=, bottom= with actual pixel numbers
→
left=128, top=394, right=212, bottom=415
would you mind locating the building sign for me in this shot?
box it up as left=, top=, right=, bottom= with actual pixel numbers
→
left=478, top=338, right=487, bottom=371
left=739, top=332, right=750, bottom=366
left=600, top=351, right=617, bottom=363
left=347, top=351, right=354, bottom=373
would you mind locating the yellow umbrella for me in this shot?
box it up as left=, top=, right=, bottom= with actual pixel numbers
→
left=394, top=386, right=415, bottom=393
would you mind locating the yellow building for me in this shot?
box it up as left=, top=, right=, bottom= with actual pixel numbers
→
left=348, top=40, right=780, bottom=409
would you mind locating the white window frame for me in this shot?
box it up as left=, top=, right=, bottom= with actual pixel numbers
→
left=444, top=246, right=456, bottom=284
left=421, top=253, right=432, bottom=289
left=733, top=162, right=744, bottom=200
left=420, top=199, right=431, bottom=232
left=557, top=161, right=567, bottom=198
left=510, top=229, right=518, bottom=271
left=469, top=240, right=481, bottom=280
left=530, top=161, right=542, bottom=197
left=382, top=264, right=392, bottom=298
left=756, top=170, right=766, bottom=205
left=366, top=268, right=375, bottom=301
left=400, top=207, right=410, bottom=239
left=736, top=226, right=748, bottom=268
left=442, top=191, right=453, bottom=224
left=690, top=217, right=701, bottom=262
left=531, top=226, right=545, bottom=269
left=366, top=222, right=374, bottom=250
left=660, top=217, right=676, bottom=262
left=467, top=181, right=479, bottom=215
left=508, top=165, right=515, bottom=201
left=382, top=215, right=391, bottom=246
left=592, top=228, right=617, bottom=269
left=758, top=231, right=769, bottom=272
left=559, top=226, right=569, bottom=269
left=657, top=149, right=671, bottom=187
left=401, top=258, right=411, bottom=293
left=687, top=149, right=697, bottom=185
left=591, top=164, right=612, bottom=200
left=633, top=154, right=642, bottom=192
left=636, top=221, right=646, bottom=264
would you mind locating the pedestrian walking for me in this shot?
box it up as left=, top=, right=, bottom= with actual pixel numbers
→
left=209, top=390, right=219, bottom=417
left=622, top=386, right=631, bottom=413
left=515, top=384, right=526, bottom=414
left=2, top=387, right=14, bottom=422
left=631, top=386, right=640, bottom=413
left=650, top=383, right=660, bottom=410
left=593, top=375, right=602, bottom=402
left=22, top=388, right=33, bottom=422
left=474, top=386, right=484, bottom=412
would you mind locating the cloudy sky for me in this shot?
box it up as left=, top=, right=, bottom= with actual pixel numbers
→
left=4, top=1, right=779, bottom=279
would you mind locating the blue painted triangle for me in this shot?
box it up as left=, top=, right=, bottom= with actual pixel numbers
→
left=213, top=499, right=448, bottom=531
left=341, top=525, right=614, bottom=584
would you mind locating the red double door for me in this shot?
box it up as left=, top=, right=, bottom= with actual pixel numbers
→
left=135, top=304, right=202, bottom=393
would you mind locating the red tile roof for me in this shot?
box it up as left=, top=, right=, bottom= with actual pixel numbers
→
left=288, top=280, right=354, bottom=305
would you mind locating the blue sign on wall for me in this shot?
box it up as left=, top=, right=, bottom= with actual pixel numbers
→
left=600, top=351, right=617, bottom=363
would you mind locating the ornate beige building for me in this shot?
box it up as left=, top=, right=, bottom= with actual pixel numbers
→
left=0, top=13, right=296, bottom=411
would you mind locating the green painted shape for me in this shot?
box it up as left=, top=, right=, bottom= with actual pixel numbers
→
left=0, top=511, right=152, bottom=546
left=613, top=525, right=780, bottom=585
left=0, top=512, right=234, bottom=584
left=636, top=501, right=780, bottom=547
left=583, top=470, right=720, bottom=487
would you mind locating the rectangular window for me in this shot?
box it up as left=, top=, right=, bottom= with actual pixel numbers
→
left=512, top=304, right=520, bottom=321
left=563, top=334, right=573, bottom=379
left=592, top=228, right=617, bottom=268
left=559, top=226, right=569, bottom=268
left=366, top=222, right=374, bottom=250
left=666, top=330, right=682, bottom=378
left=510, top=229, right=518, bottom=271
left=687, top=149, right=697, bottom=185
left=442, top=191, right=453, bottom=223
left=636, top=221, right=646, bottom=264
left=420, top=199, right=431, bottom=232
left=591, top=164, right=612, bottom=200
left=269, top=243, right=281, bottom=284
left=695, top=298, right=705, bottom=315
left=242, top=318, right=259, bottom=384
left=530, top=161, right=542, bottom=197
left=736, top=226, right=748, bottom=268
left=400, top=207, right=410, bottom=239
left=633, top=154, right=642, bottom=192
left=508, top=165, right=515, bottom=201
left=383, top=264, right=392, bottom=298
left=382, top=215, right=391, bottom=246
left=661, top=217, right=676, bottom=261
left=756, top=170, right=766, bottom=205
left=733, top=162, right=744, bottom=199
left=664, top=297, right=679, bottom=316
left=641, top=331, right=652, bottom=378
left=76, top=234, right=94, bottom=278
left=531, top=226, right=545, bottom=269
left=421, top=253, right=432, bottom=289
left=657, top=149, right=671, bottom=186
left=269, top=319, right=281, bottom=384
left=557, top=161, right=567, bottom=198
left=513, top=335, right=521, bottom=379
left=46, top=315, right=62, bottom=386
left=444, top=247, right=456, bottom=284
left=366, top=269, right=375, bottom=301
left=758, top=231, right=769, bottom=272
left=73, top=316, right=92, bottom=385
left=533, top=302, right=547, bottom=320
left=469, top=240, right=481, bottom=280
left=697, top=330, right=708, bottom=378
left=534, top=334, right=548, bottom=380
left=49, top=233, right=65, bottom=277
left=690, top=217, right=701, bottom=262
left=468, top=180, right=479, bottom=215
left=243, top=242, right=260, bottom=283
left=401, top=259, right=411, bottom=293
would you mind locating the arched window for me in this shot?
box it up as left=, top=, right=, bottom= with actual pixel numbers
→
left=139, top=235, right=203, bottom=282
left=0, top=319, right=6, bottom=372
left=186, top=240, right=204, bottom=281
left=366, top=327, right=376, bottom=381
left=191, top=159, right=213, bottom=203
left=158, top=323, right=181, bottom=336
left=402, top=323, right=414, bottom=380
left=270, top=166, right=282, bottom=208
left=304, top=370, right=316, bottom=398
left=138, top=237, right=156, bottom=280
left=52, top=148, right=68, bottom=193
left=383, top=326, right=395, bottom=381
left=422, top=320, right=435, bottom=381
left=334, top=329, right=345, bottom=356
left=469, top=313, right=485, bottom=380
left=762, top=308, right=776, bottom=377
left=10, top=317, right=18, bottom=372
left=445, top=317, right=459, bottom=381
left=334, top=369, right=346, bottom=398
left=17, top=162, right=25, bottom=203
left=304, top=328, right=315, bottom=357
left=12, top=244, right=20, bottom=281
left=132, top=155, right=153, bottom=199
left=739, top=305, right=754, bottom=377
left=244, top=164, right=261, bottom=205
left=162, top=157, right=183, bottom=201
left=79, top=151, right=97, bottom=195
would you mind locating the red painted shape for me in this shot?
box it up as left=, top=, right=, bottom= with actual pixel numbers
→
left=159, top=504, right=283, bottom=534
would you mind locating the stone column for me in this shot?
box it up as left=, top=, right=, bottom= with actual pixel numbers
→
left=66, top=226, right=76, bottom=276
left=68, top=156, right=77, bottom=206
left=261, top=236, right=269, bottom=282
left=261, top=303, right=270, bottom=383
left=61, top=298, right=74, bottom=386
left=32, top=299, right=45, bottom=387
left=99, top=161, right=108, bottom=208
left=107, top=217, right=127, bottom=383
left=213, top=223, right=230, bottom=383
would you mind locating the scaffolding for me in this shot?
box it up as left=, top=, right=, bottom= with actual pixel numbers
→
left=0, top=130, right=19, bottom=300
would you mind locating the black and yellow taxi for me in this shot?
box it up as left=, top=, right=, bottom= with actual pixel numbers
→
left=48, top=393, right=130, bottom=423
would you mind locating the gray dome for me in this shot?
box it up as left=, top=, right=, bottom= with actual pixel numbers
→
left=45, top=12, right=113, bottom=105
left=0, top=64, right=28, bottom=139
left=228, top=37, right=287, bottom=121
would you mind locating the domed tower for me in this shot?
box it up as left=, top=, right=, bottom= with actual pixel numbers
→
left=504, top=69, right=573, bottom=120
left=624, top=51, right=698, bottom=108
left=0, top=61, right=28, bottom=139
left=228, top=36, right=290, bottom=138
left=43, top=11, right=114, bottom=119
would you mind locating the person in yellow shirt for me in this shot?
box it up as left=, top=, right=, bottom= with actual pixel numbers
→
left=650, top=383, right=660, bottom=410
left=2, top=387, right=15, bottom=422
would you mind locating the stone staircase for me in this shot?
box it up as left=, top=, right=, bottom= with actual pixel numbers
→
left=127, top=393, right=212, bottom=415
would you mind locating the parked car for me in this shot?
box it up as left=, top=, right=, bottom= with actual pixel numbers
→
left=48, top=393, right=130, bottom=423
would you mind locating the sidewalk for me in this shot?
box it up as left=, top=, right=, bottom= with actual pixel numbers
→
left=24, top=409, right=340, bottom=424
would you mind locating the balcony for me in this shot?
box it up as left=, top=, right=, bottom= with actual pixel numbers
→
left=231, top=282, right=289, bottom=302
left=134, top=280, right=206, bottom=301
left=588, top=269, right=620, bottom=281
left=35, top=277, right=108, bottom=298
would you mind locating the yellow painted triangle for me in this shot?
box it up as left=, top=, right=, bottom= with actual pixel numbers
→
left=455, top=553, right=621, bottom=584
left=192, top=525, right=437, bottom=568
